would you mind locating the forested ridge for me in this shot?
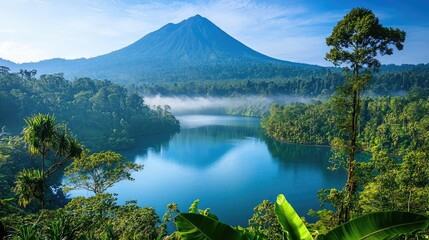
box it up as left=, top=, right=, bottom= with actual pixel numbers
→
left=135, top=64, right=429, bottom=97
left=0, top=68, right=179, bottom=150
left=261, top=88, right=429, bottom=154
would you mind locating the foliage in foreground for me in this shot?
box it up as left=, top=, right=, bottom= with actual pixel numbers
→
left=174, top=194, right=429, bottom=240
left=1, top=194, right=166, bottom=240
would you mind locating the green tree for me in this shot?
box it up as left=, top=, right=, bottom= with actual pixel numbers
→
left=110, top=200, right=166, bottom=240
left=325, top=8, right=405, bottom=223
left=64, top=193, right=118, bottom=236
left=64, top=151, right=143, bottom=195
left=163, top=202, right=180, bottom=231
left=248, top=200, right=283, bottom=240
left=360, top=150, right=429, bottom=215
left=17, top=114, right=82, bottom=207
left=0, top=129, right=29, bottom=203
left=12, top=169, right=44, bottom=208
left=23, top=114, right=57, bottom=173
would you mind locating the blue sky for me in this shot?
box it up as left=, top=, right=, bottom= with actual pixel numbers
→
left=0, top=0, right=428, bottom=66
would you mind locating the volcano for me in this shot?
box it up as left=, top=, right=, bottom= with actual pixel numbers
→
left=2, top=15, right=322, bottom=82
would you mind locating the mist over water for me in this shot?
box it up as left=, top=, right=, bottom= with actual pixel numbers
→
left=143, top=91, right=405, bottom=116
left=143, top=95, right=316, bottom=115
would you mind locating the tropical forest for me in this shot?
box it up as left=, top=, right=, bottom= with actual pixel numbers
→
left=0, top=1, right=428, bottom=240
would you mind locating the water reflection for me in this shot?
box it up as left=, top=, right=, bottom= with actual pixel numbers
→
left=121, top=132, right=175, bottom=160
left=178, top=114, right=262, bottom=129
left=73, top=115, right=345, bottom=227
left=156, top=126, right=261, bottom=168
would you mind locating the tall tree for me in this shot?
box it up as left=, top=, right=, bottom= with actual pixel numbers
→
left=325, top=8, right=405, bottom=223
left=23, top=114, right=57, bottom=173
left=17, top=114, right=83, bottom=207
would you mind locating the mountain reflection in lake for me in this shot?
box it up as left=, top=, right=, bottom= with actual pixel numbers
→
left=72, top=115, right=345, bottom=226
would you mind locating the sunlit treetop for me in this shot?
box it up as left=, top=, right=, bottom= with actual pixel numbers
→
left=326, top=8, right=406, bottom=72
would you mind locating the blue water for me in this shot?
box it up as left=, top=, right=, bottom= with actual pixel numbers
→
left=72, top=115, right=345, bottom=226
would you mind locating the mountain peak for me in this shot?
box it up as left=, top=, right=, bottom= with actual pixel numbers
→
left=190, top=14, right=204, bottom=19
left=100, top=14, right=277, bottom=65
left=5, top=15, right=313, bottom=82
left=180, top=14, right=213, bottom=27
left=186, top=14, right=206, bottom=21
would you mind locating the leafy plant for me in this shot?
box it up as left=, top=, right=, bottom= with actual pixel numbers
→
left=175, top=213, right=243, bottom=240
left=275, top=194, right=312, bottom=240
left=12, top=224, right=40, bottom=240
left=175, top=194, right=429, bottom=240
left=12, top=169, right=44, bottom=207
left=321, top=211, right=429, bottom=240
left=248, top=200, right=283, bottom=240
left=45, top=215, right=77, bottom=240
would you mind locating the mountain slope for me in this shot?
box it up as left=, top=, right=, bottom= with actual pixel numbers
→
left=0, top=58, right=16, bottom=69
left=3, top=15, right=323, bottom=82
left=105, top=14, right=281, bottom=64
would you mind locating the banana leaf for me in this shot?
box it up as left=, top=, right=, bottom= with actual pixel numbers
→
left=323, top=211, right=429, bottom=240
left=175, top=213, right=242, bottom=240
left=275, top=194, right=313, bottom=240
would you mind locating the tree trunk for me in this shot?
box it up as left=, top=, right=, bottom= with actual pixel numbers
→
left=407, top=189, right=412, bottom=212
left=339, top=78, right=361, bottom=224
left=41, top=145, right=46, bottom=209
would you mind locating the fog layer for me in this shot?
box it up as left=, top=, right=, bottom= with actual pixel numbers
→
left=143, top=95, right=317, bottom=116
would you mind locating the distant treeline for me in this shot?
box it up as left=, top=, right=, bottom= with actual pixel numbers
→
left=126, top=62, right=326, bottom=82
left=261, top=87, right=429, bottom=155
left=134, top=64, right=429, bottom=97
left=0, top=60, right=327, bottom=83
left=0, top=67, right=179, bottom=150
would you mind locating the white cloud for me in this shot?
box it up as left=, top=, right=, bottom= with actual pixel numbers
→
left=0, top=41, right=44, bottom=62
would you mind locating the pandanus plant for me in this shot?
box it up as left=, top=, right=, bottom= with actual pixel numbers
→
left=16, top=114, right=83, bottom=208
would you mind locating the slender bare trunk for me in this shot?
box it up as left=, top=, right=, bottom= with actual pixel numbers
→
left=407, top=189, right=412, bottom=212
left=41, top=145, right=46, bottom=209
left=340, top=66, right=360, bottom=224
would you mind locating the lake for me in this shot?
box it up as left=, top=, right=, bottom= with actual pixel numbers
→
left=72, top=115, right=345, bottom=226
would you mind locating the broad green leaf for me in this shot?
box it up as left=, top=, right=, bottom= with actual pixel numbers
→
left=175, top=213, right=242, bottom=240
left=275, top=194, right=313, bottom=240
left=323, top=211, right=429, bottom=240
